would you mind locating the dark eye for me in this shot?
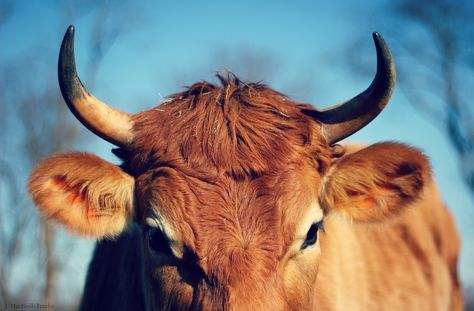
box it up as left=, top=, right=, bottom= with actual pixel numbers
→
left=301, top=221, right=324, bottom=250
left=145, top=226, right=173, bottom=255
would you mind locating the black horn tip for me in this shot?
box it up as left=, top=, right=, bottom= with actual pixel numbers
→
left=59, top=24, right=87, bottom=106
left=62, top=25, right=75, bottom=46
left=372, top=32, right=386, bottom=46
left=67, top=25, right=75, bottom=34
left=372, top=32, right=386, bottom=52
left=370, top=32, right=395, bottom=86
left=61, top=25, right=75, bottom=53
left=371, top=32, right=393, bottom=61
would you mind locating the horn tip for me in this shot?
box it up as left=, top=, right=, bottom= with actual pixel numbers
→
left=372, top=32, right=384, bottom=44
left=66, top=25, right=75, bottom=38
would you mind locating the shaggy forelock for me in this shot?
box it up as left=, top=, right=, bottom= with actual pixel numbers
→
left=125, top=73, right=331, bottom=178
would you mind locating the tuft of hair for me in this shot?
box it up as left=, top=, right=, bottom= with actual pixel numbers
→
left=128, top=72, right=331, bottom=178
left=319, top=142, right=431, bottom=222
left=28, top=152, right=135, bottom=238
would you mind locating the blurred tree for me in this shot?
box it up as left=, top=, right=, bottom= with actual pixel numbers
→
left=0, top=0, right=143, bottom=305
left=392, top=0, right=474, bottom=199
left=346, top=0, right=474, bottom=202
left=387, top=1, right=474, bottom=306
left=0, top=1, right=12, bottom=27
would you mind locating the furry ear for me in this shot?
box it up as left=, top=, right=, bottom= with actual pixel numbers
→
left=319, top=142, right=431, bottom=222
left=29, top=152, right=134, bottom=238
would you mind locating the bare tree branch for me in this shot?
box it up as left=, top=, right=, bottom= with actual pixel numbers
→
left=393, top=0, right=474, bottom=196
left=0, top=1, right=144, bottom=306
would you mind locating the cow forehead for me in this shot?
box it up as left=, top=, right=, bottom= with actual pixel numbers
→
left=126, top=80, right=332, bottom=179
left=138, top=162, right=323, bottom=259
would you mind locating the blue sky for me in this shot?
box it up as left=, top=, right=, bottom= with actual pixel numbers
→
left=1, top=0, right=473, bottom=302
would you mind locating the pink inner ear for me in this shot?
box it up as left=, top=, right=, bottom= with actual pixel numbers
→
left=359, top=185, right=396, bottom=205
left=50, top=176, right=110, bottom=219
left=345, top=189, right=363, bottom=197
left=53, top=176, right=116, bottom=219
left=52, top=176, right=86, bottom=205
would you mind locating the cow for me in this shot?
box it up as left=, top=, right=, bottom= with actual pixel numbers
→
left=28, top=25, right=463, bottom=310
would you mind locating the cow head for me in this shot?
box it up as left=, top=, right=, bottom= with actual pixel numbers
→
left=29, top=26, right=430, bottom=310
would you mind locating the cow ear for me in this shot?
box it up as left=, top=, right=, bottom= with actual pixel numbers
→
left=319, top=143, right=431, bottom=222
left=29, top=152, right=135, bottom=238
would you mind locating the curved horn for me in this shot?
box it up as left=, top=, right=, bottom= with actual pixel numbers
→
left=305, top=33, right=396, bottom=145
left=58, top=25, right=134, bottom=147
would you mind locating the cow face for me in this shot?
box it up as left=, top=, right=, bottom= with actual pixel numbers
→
left=128, top=90, right=331, bottom=309
left=28, top=26, right=430, bottom=310
left=134, top=157, right=326, bottom=310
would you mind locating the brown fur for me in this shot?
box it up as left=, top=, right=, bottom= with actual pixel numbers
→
left=28, top=74, right=462, bottom=310
left=128, top=75, right=332, bottom=179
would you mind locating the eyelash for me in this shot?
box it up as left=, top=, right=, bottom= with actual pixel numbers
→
left=301, top=221, right=324, bottom=250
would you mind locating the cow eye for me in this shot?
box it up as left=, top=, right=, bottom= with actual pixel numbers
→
left=145, top=226, right=173, bottom=256
left=301, top=221, right=324, bottom=250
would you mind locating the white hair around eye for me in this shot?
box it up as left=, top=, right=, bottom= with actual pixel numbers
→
left=145, top=208, right=184, bottom=259
left=290, top=201, right=324, bottom=254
